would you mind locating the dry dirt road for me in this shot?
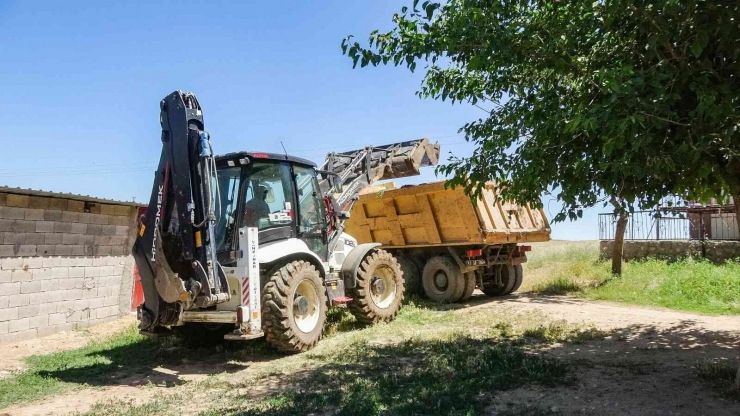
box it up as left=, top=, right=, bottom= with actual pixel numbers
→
left=2, top=294, right=739, bottom=416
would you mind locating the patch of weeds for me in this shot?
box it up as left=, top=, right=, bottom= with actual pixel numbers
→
left=216, top=335, right=571, bottom=416
left=78, top=393, right=184, bottom=416
left=696, top=360, right=740, bottom=399
left=522, top=321, right=607, bottom=344
left=324, top=307, right=363, bottom=336
left=532, top=276, right=582, bottom=295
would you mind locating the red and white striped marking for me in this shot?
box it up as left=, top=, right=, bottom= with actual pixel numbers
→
left=242, top=277, right=250, bottom=306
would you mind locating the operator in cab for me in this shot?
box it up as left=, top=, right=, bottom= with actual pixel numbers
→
left=244, top=185, right=270, bottom=227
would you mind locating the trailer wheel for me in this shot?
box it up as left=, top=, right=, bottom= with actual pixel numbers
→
left=508, top=265, right=524, bottom=294
left=349, top=250, right=405, bottom=325
left=262, top=260, right=327, bottom=354
left=397, top=256, right=422, bottom=296
left=482, top=265, right=516, bottom=297
left=459, top=271, right=477, bottom=302
left=422, top=256, right=465, bottom=303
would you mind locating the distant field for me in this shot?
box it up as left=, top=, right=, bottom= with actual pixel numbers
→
left=522, top=240, right=740, bottom=315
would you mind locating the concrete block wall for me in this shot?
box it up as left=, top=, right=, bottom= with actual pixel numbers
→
left=0, top=191, right=140, bottom=343
left=599, top=240, right=740, bottom=263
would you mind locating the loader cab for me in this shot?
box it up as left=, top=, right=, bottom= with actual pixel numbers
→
left=213, top=152, right=329, bottom=266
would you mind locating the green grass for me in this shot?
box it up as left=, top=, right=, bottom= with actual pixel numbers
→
left=524, top=242, right=740, bottom=315
left=696, top=360, right=740, bottom=399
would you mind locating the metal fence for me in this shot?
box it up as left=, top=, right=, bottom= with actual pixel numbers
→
left=598, top=209, right=739, bottom=241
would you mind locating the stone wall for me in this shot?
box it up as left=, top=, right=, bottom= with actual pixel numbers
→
left=600, top=240, right=740, bottom=263
left=0, top=190, right=140, bottom=343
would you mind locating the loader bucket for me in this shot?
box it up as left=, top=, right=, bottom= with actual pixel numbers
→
left=376, top=139, right=440, bottom=181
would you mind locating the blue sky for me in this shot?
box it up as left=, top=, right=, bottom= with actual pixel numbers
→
left=0, top=1, right=599, bottom=240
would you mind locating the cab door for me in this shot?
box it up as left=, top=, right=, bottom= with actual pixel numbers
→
left=293, top=165, right=328, bottom=261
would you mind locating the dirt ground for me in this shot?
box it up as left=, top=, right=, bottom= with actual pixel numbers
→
left=2, top=295, right=739, bottom=416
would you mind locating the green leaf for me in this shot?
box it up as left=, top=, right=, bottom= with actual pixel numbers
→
left=691, top=31, right=708, bottom=58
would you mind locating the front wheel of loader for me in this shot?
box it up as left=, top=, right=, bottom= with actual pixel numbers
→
left=262, top=260, right=327, bottom=354
left=348, top=250, right=405, bottom=325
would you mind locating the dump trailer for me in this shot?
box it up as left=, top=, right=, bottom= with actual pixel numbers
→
left=344, top=181, right=551, bottom=302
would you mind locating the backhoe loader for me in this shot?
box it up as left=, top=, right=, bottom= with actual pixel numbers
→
left=132, top=90, right=439, bottom=352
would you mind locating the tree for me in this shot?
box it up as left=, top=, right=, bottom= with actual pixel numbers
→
left=342, top=0, right=740, bottom=275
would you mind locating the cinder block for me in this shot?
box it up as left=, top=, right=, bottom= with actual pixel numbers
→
left=22, top=257, right=43, bottom=269
left=6, top=195, right=30, bottom=208
left=36, top=221, right=55, bottom=233
left=29, top=291, right=49, bottom=305
left=71, top=245, right=86, bottom=256
left=29, top=314, right=48, bottom=329
left=89, top=297, right=104, bottom=309
left=32, top=267, right=51, bottom=281
left=0, top=282, right=21, bottom=295
left=84, top=266, right=100, bottom=277
left=43, top=210, right=62, bottom=221
left=8, top=294, right=30, bottom=307
left=55, top=245, right=72, bottom=256
left=79, top=213, right=94, bottom=224
left=77, top=257, right=92, bottom=267
left=16, top=246, right=37, bottom=257
left=39, top=302, right=56, bottom=315
left=58, top=278, right=76, bottom=290
left=47, top=198, right=67, bottom=211
left=42, top=257, right=61, bottom=268
left=66, top=310, right=81, bottom=322
left=9, top=317, right=30, bottom=332
left=12, top=220, right=36, bottom=232
left=1, top=258, right=23, bottom=270
left=0, top=270, right=10, bottom=283
left=18, top=304, right=40, bottom=318
left=73, top=299, right=89, bottom=311
left=62, top=234, right=80, bottom=245
left=0, top=321, right=8, bottom=334
left=110, top=216, right=128, bottom=226
left=0, top=194, right=6, bottom=206
left=57, top=299, right=75, bottom=312
left=108, top=236, right=126, bottom=246
left=111, top=247, right=126, bottom=256
left=59, top=257, right=77, bottom=267
left=51, top=267, right=69, bottom=278
left=11, top=270, right=32, bottom=282
left=20, top=280, right=41, bottom=293
left=0, top=245, right=14, bottom=257
left=114, top=206, right=132, bottom=216
left=68, top=267, right=85, bottom=278
left=4, top=207, right=27, bottom=219
left=24, top=208, right=44, bottom=221
left=82, top=287, right=97, bottom=299
left=95, top=246, right=112, bottom=256
left=0, top=219, right=12, bottom=232
left=104, top=296, right=117, bottom=307
left=67, top=200, right=85, bottom=213
left=28, top=196, right=51, bottom=210
left=101, top=225, right=117, bottom=236
left=0, top=296, right=8, bottom=308
left=87, top=224, right=103, bottom=235
left=93, top=214, right=109, bottom=225
left=0, top=307, right=19, bottom=321
left=100, top=205, right=116, bottom=215
left=94, top=235, right=110, bottom=246
left=48, top=313, right=66, bottom=325
left=78, top=235, right=94, bottom=246
left=0, top=328, right=37, bottom=342
left=44, top=233, right=62, bottom=245
left=40, top=279, right=58, bottom=292
left=115, top=226, right=129, bottom=236
left=54, top=222, right=73, bottom=234
left=95, top=307, right=110, bottom=319
left=70, top=223, right=87, bottom=235
left=23, top=233, right=45, bottom=245
left=62, top=211, right=80, bottom=223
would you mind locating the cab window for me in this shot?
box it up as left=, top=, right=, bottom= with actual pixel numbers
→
left=243, top=161, right=294, bottom=231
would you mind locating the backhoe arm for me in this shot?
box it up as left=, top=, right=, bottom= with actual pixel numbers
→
left=132, top=91, right=229, bottom=332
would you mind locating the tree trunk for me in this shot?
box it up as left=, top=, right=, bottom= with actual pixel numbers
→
left=733, top=194, right=740, bottom=240
left=610, top=199, right=628, bottom=276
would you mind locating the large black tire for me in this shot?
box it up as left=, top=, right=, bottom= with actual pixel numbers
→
left=422, top=256, right=465, bottom=303
left=509, top=264, right=524, bottom=294
left=482, top=265, right=516, bottom=297
left=397, top=256, right=422, bottom=296
left=349, top=250, right=405, bottom=325
left=262, top=260, right=327, bottom=354
left=459, top=271, right=477, bottom=302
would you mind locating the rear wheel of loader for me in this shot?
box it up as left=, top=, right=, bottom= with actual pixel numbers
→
left=459, top=271, right=477, bottom=302
left=349, top=250, right=405, bottom=325
left=508, top=264, right=524, bottom=294
left=422, top=255, right=465, bottom=303
left=397, top=256, right=422, bottom=296
left=262, top=260, right=327, bottom=354
left=482, top=265, right=516, bottom=297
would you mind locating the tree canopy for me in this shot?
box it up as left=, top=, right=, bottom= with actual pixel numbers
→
left=342, top=0, right=740, bottom=222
